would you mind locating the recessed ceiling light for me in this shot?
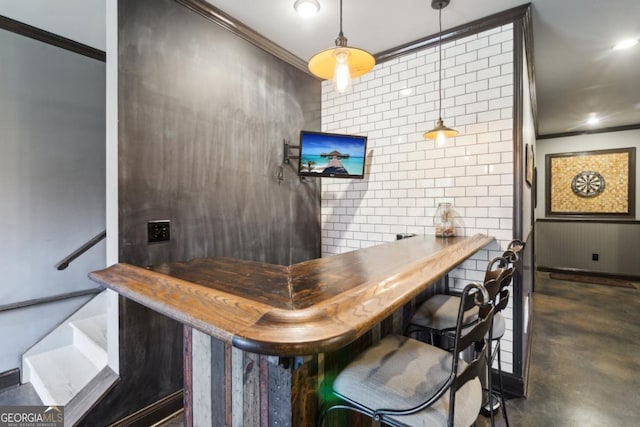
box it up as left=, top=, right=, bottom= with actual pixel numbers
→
left=587, top=115, right=600, bottom=126
left=613, top=38, right=638, bottom=51
left=294, top=0, right=320, bottom=18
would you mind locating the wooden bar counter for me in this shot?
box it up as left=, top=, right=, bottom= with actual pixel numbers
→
left=90, top=234, right=494, bottom=426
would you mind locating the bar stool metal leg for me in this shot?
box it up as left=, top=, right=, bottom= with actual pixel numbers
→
left=497, top=342, right=509, bottom=427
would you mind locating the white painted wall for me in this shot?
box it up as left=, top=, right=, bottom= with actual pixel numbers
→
left=522, top=41, right=535, bottom=237
left=0, top=1, right=108, bottom=374
left=520, top=38, right=536, bottom=360
left=0, top=27, right=106, bottom=373
left=320, top=24, right=518, bottom=372
left=105, top=0, right=119, bottom=373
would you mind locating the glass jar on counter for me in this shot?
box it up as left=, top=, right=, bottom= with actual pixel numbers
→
left=434, top=202, right=455, bottom=237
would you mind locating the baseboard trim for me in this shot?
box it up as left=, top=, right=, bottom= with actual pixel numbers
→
left=108, top=389, right=183, bottom=427
left=152, top=408, right=184, bottom=427
left=491, top=370, right=526, bottom=398
left=67, top=367, right=120, bottom=427
left=0, top=368, right=20, bottom=392
left=522, top=300, right=534, bottom=397
left=537, top=266, right=640, bottom=282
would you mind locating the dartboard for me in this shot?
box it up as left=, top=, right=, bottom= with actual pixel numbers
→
left=571, top=171, right=605, bottom=197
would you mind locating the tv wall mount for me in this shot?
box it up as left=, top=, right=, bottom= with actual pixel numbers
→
left=282, top=139, right=313, bottom=183
left=283, top=139, right=299, bottom=164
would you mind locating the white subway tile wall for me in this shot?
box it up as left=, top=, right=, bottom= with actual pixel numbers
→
left=320, top=24, right=515, bottom=372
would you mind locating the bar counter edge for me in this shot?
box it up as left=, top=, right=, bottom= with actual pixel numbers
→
left=89, top=233, right=495, bottom=356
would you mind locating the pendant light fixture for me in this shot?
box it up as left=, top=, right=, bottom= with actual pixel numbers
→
left=308, top=0, right=375, bottom=94
left=423, top=0, right=459, bottom=146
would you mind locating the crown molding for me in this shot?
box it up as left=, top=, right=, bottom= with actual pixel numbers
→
left=174, top=0, right=309, bottom=74
left=375, top=3, right=531, bottom=63
left=537, top=123, right=640, bottom=140
left=0, top=14, right=105, bottom=61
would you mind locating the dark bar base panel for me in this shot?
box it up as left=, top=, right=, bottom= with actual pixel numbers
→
left=183, top=326, right=193, bottom=427
left=186, top=329, right=310, bottom=426
left=186, top=299, right=428, bottom=426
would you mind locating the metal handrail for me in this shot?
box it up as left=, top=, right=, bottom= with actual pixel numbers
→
left=0, top=288, right=103, bottom=313
left=55, top=230, right=106, bottom=271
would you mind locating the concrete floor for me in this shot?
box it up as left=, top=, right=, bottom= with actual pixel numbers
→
left=0, top=382, right=41, bottom=406
left=478, top=272, right=640, bottom=426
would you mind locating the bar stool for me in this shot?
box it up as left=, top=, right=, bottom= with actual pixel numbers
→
left=405, top=255, right=508, bottom=348
left=406, top=240, right=524, bottom=426
left=482, top=261, right=514, bottom=427
left=405, top=240, right=523, bottom=345
left=483, top=241, right=524, bottom=426
left=319, top=282, right=495, bottom=427
left=484, top=287, right=511, bottom=425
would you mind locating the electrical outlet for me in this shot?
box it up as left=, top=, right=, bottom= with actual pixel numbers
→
left=148, top=220, right=170, bottom=243
left=592, top=253, right=599, bottom=261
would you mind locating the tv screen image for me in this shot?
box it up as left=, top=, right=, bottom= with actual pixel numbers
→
left=298, top=130, right=368, bottom=179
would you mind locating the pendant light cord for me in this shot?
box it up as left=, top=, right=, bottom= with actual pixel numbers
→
left=438, top=7, right=442, bottom=120
left=339, top=0, right=344, bottom=36
left=335, top=0, right=346, bottom=45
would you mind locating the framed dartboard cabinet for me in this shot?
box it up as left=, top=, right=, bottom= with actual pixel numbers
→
left=545, top=147, right=636, bottom=217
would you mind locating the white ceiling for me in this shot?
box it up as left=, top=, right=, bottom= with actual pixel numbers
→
left=204, top=0, right=640, bottom=136
left=1, top=0, right=638, bottom=136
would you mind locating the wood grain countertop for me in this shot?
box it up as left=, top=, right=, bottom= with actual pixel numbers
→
left=89, top=234, right=494, bottom=356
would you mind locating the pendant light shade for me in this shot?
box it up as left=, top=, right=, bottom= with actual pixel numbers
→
left=308, top=0, right=375, bottom=94
left=423, top=118, right=459, bottom=146
left=423, top=0, right=459, bottom=143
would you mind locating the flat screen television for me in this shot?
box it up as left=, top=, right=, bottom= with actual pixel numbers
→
left=298, top=130, right=368, bottom=179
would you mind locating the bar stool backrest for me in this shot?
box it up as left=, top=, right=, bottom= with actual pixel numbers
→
left=480, top=256, right=508, bottom=314
left=484, top=256, right=507, bottom=282
left=449, top=282, right=496, bottom=424
left=497, top=245, right=521, bottom=303
left=503, top=239, right=524, bottom=267
left=495, top=288, right=510, bottom=313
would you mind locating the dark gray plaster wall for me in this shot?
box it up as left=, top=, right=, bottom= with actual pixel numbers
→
left=119, top=0, right=321, bottom=267
left=84, top=0, right=320, bottom=424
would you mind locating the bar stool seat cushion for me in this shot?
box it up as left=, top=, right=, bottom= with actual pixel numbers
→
left=410, top=294, right=479, bottom=330
left=333, top=334, right=482, bottom=427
